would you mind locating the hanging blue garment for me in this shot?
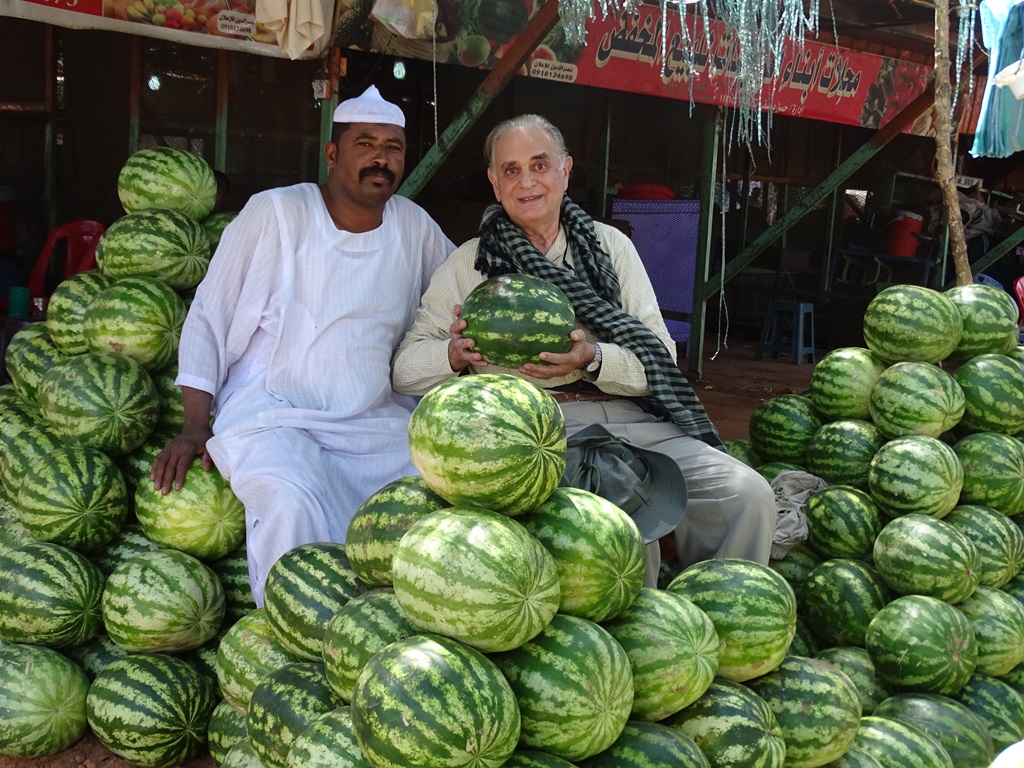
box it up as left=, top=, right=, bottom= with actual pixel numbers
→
left=971, top=0, right=1024, bottom=157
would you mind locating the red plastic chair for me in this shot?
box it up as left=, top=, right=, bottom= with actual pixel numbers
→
left=28, top=220, right=106, bottom=299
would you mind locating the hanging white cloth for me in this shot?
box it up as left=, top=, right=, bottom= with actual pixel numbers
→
left=255, top=0, right=328, bottom=59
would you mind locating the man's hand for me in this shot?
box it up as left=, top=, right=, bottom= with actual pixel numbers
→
left=150, top=425, right=215, bottom=494
left=447, top=304, right=487, bottom=372
left=520, top=330, right=594, bottom=380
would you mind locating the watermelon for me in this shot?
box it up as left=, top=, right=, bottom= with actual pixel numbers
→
left=953, top=354, right=1024, bottom=435
left=954, top=673, right=1024, bottom=753
left=0, top=541, right=103, bottom=647
left=803, top=419, right=885, bottom=490
left=407, top=373, right=566, bottom=515
left=87, top=653, right=218, bottom=768
left=82, top=275, right=187, bottom=371
left=945, top=505, right=1024, bottom=588
left=352, top=633, right=521, bottom=768
left=151, top=365, right=184, bottom=433
left=17, top=443, right=128, bottom=552
left=0, top=521, right=33, bottom=555
left=867, top=361, right=965, bottom=438
left=491, top=614, right=632, bottom=762
left=873, top=692, right=994, bottom=768
left=808, top=347, right=888, bottom=421
left=666, top=558, right=796, bottom=682
left=0, top=398, right=41, bottom=484
left=662, top=680, right=786, bottom=768
left=344, top=475, right=450, bottom=588
left=789, top=616, right=820, bottom=657
left=207, top=699, right=249, bottom=766
left=851, top=716, right=954, bottom=768
left=576, top=720, right=710, bottom=768
left=953, top=432, right=1024, bottom=515
left=102, top=549, right=225, bottom=653
left=820, top=746, right=884, bottom=768
left=517, top=487, right=645, bottom=622
left=504, top=751, right=579, bottom=767
left=45, top=270, right=115, bottom=355
left=600, top=587, right=719, bottom=721
left=285, top=706, right=370, bottom=768
left=215, top=608, right=302, bottom=714
left=867, top=435, right=964, bottom=519
left=748, top=394, right=823, bottom=463
left=64, top=632, right=129, bottom=680
left=392, top=506, right=560, bottom=653
left=36, top=351, right=159, bottom=456
left=221, top=739, right=263, bottom=767
left=945, top=282, right=1020, bottom=359
left=116, top=428, right=174, bottom=496
left=202, top=210, right=238, bottom=250
left=768, top=543, right=822, bottom=601
left=95, top=208, right=212, bottom=289
left=459, top=273, right=575, bottom=367
left=246, top=662, right=338, bottom=768
left=0, top=423, right=66, bottom=503
left=872, top=513, right=980, bottom=603
left=957, top=585, right=1024, bottom=676
left=804, top=485, right=883, bottom=559
left=815, top=646, right=892, bottom=715
left=262, top=542, right=361, bottom=661
left=117, top=146, right=217, bottom=220
left=322, top=588, right=419, bottom=704
left=209, top=545, right=257, bottom=621
left=4, top=323, right=65, bottom=406
left=801, top=558, right=891, bottom=647
left=861, top=284, right=963, bottom=363
left=865, top=594, right=978, bottom=695
left=134, top=457, right=244, bottom=560
left=91, top=523, right=161, bottom=576
left=0, top=642, right=90, bottom=757
left=724, top=438, right=763, bottom=468
left=756, top=461, right=806, bottom=482
left=747, top=655, right=862, bottom=768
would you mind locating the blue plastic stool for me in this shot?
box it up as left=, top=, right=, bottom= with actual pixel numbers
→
left=755, top=300, right=815, bottom=365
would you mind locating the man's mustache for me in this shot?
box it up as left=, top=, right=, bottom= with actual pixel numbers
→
left=359, top=165, right=396, bottom=183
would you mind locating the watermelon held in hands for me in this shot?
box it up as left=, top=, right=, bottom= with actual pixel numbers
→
left=861, top=284, right=963, bottom=363
left=460, top=273, right=576, bottom=368
left=117, top=146, right=217, bottom=221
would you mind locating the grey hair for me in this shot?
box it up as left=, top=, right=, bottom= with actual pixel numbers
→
left=483, top=114, right=569, bottom=169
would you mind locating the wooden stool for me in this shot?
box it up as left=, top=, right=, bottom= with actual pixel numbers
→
left=755, top=300, right=815, bottom=365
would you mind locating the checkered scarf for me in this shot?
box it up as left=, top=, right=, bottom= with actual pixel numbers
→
left=475, top=196, right=722, bottom=447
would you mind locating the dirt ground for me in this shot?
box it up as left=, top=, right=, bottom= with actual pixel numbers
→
left=0, top=337, right=814, bottom=768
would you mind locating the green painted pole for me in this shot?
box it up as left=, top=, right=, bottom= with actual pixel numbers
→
left=214, top=50, right=229, bottom=173
left=943, top=226, right=1024, bottom=288
left=688, top=107, right=721, bottom=377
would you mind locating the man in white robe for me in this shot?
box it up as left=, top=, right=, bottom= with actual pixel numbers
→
left=151, top=86, right=455, bottom=605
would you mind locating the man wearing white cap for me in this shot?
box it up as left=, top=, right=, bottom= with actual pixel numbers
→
left=151, top=85, right=455, bottom=605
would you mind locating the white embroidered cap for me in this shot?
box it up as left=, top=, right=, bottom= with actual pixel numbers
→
left=332, top=85, right=406, bottom=128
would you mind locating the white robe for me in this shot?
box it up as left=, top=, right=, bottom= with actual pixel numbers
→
left=177, top=183, right=454, bottom=603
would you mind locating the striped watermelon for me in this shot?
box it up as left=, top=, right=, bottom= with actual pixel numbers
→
left=945, top=505, right=1024, bottom=588
left=491, top=614, right=632, bottom=762
left=184, top=631, right=223, bottom=689
left=134, top=458, right=244, bottom=560
left=748, top=394, right=823, bottom=464
left=222, top=739, right=262, bottom=767
left=322, top=588, right=419, bottom=704
left=666, top=558, right=796, bottom=682
left=808, top=347, right=888, bottom=421
left=724, top=438, right=763, bottom=468
left=821, top=746, right=884, bottom=768
left=17, top=443, right=129, bottom=552
left=408, top=373, right=566, bottom=515
left=209, top=545, right=257, bottom=621
left=0, top=541, right=103, bottom=647
left=83, top=275, right=187, bottom=371
left=36, top=351, right=159, bottom=456
left=577, top=720, right=710, bottom=768
left=116, top=428, right=173, bottom=496
left=202, top=211, right=238, bottom=250
left=865, top=594, right=978, bottom=695
left=945, top=283, right=1020, bottom=359
left=954, top=673, right=1024, bottom=753
left=151, top=365, right=184, bottom=433
left=957, top=585, right=1024, bottom=676
left=790, top=616, right=820, bottom=657
left=867, top=361, right=965, bottom=438
left=285, top=706, right=369, bottom=768
left=87, top=653, right=218, bottom=768
left=246, top=662, right=338, bottom=768
left=517, top=487, right=646, bottom=622
left=96, top=208, right=212, bottom=289
left=215, top=608, right=302, bottom=713
left=851, top=716, right=954, bottom=768
left=45, top=270, right=115, bottom=355
left=953, top=354, right=1024, bottom=435
left=757, top=461, right=806, bottom=482
left=872, top=513, right=980, bottom=603
left=600, top=587, right=719, bottom=721
left=803, top=419, right=885, bottom=490
left=769, top=543, right=822, bottom=602
left=804, top=485, right=883, bottom=559
left=0, top=397, right=40, bottom=482
left=954, top=432, right=1024, bottom=515
left=504, top=750, right=579, bottom=767
left=873, top=692, right=994, bottom=768
left=117, top=147, right=217, bottom=220
left=801, top=558, right=891, bottom=647
left=344, top=475, right=450, bottom=588
left=662, top=680, right=786, bottom=768
left=352, top=633, right=521, bottom=768
left=747, top=655, right=862, bottom=768
left=64, top=632, right=129, bottom=680
left=207, top=699, right=249, bottom=766
left=102, top=549, right=225, bottom=653
left=867, top=435, right=964, bottom=519
left=91, top=522, right=161, bottom=576
left=5, top=323, right=65, bottom=405
left=263, top=542, right=361, bottom=661
left=460, top=273, right=575, bottom=367
left=392, top=506, right=560, bottom=653
left=861, top=284, right=963, bottom=363
left=0, top=423, right=66, bottom=502
left=815, top=646, right=892, bottom=715
left=0, top=642, right=90, bottom=757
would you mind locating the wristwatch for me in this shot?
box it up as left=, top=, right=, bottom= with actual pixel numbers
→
left=586, top=342, right=603, bottom=374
